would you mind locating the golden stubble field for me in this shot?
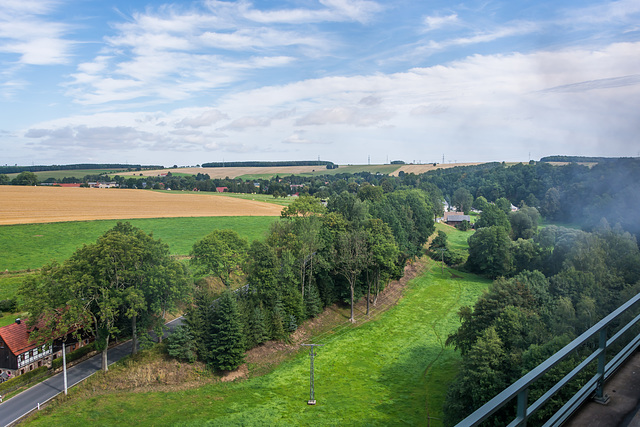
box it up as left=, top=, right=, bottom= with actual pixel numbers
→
left=0, top=186, right=283, bottom=225
left=118, top=166, right=321, bottom=178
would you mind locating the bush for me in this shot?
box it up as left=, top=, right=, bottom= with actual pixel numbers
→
left=51, top=342, right=96, bottom=370
left=444, top=249, right=467, bottom=266
left=456, top=220, right=471, bottom=231
left=0, top=298, right=17, bottom=312
left=165, top=325, right=197, bottom=363
left=0, top=366, right=48, bottom=393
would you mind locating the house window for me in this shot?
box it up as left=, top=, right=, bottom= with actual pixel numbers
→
left=38, top=361, right=42, bottom=367
left=29, top=350, right=33, bottom=357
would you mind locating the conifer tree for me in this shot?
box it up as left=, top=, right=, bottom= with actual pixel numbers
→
left=246, top=305, right=269, bottom=349
left=305, top=282, right=323, bottom=318
left=208, top=290, right=245, bottom=371
left=185, top=287, right=214, bottom=361
left=269, top=302, right=286, bottom=341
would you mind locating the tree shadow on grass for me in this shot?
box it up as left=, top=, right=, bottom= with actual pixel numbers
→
left=373, top=343, right=447, bottom=425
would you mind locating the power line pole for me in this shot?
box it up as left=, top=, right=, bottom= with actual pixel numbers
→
left=438, top=247, right=447, bottom=275
left=301, top=343, right=324, bottom=405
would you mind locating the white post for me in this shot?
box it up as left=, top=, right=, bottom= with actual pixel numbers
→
left=62, top=342, right=68, bottom=395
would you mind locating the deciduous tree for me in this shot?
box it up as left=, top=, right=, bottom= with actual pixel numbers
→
left=191, top=229, right=248, bottom=286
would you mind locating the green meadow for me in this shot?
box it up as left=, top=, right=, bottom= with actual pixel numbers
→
left=0, top=216, right=278, bottom=308
left=435, top=222, right=474, bottom=253
left=26, top=261, right=489, bottom=426
left=0, top=216, right=278, bottom=273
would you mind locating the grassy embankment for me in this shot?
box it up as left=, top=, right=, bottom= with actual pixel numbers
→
left=25, top=239, right=489, bottom=426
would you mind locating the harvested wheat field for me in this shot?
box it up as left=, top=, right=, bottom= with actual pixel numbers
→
left=118, top=166, right=321, bottom=178
left=0, top=186, right=283, bottom=225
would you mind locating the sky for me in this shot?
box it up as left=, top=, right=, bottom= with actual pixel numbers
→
left=1, top=0, right=639, bottom=167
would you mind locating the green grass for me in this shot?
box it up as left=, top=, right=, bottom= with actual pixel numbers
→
left=0, top=272, right=31, bottom=304
left=210, top=193, right=294, bottom=206
left=25, top=261, right=490, bottom=426
left=435, top=222, right=474, bottom=252
left=0, top=217, right=278, bottom=272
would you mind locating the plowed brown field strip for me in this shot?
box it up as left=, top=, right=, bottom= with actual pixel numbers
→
left=0, top=186, right=283, bottom=225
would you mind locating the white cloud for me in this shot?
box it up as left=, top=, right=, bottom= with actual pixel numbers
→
left=0, top=2, right=74, bottom=65
left=177, top=109, right=229, bottom=128
left=64, top=2, right=337, bottom=106
left=237, top=0, right=383, bottom=24
left=282, top=131, right=328, bottom=145
left=19, top=41, right=640, bottom=163
left=296, top=106, right=394, bottom=127
left=423, top=13, right=459, bottom=31
left=219, top=116, right=271, bottom=131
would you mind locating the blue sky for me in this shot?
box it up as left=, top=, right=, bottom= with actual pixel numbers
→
left=1, top=0, right=639, bottom=167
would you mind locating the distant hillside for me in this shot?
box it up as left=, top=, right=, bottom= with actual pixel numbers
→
left=539, top=155, right=634, bottom=163
left=201, top=160, right=336, bottom=168
left=0, top=164, right=163, bottom=174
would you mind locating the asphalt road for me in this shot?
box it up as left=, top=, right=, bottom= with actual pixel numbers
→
left=0, top=317, right=184, bottom=427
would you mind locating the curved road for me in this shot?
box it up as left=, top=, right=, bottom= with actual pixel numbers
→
left=0, top=317, right=184, bottom=427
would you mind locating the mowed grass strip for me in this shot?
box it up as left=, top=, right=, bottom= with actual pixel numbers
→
left=26, top=261, right=489, bottom=427
left=0, top=216, right=278, bottom=273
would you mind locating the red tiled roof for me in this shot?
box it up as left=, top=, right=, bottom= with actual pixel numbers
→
left=0, top=321, right=40, bottom=356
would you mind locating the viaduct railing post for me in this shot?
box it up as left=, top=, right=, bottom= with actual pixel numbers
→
left=516, top=388, right=529, bottom=426
left=594, top=328, right=610, bottom=404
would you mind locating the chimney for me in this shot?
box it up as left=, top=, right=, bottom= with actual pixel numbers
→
left=15, top=318, right=21, bottom=324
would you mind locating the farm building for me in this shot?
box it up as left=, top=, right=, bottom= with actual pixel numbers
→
left=444, top=212, right=471, bottom=225
left=0, top=318, right=92, bottom=378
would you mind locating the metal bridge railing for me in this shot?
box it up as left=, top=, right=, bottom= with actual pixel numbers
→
left=456, top=291, right=640, bottom=427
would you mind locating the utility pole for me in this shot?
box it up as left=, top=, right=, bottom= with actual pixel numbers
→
left=301, top=343, right=324, bottom=405
left=438, top=247, right=447, bottom=275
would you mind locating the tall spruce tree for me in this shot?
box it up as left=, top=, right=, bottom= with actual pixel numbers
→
left=208, top=290, right=245, bottom=371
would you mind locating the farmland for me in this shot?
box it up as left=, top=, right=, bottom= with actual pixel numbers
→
left=114, top=162, right=489, bottom=180
left=0, top=186, right=283, bottom=225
